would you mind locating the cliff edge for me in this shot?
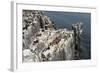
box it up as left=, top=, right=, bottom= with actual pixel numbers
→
left=22, top=10, right=82, bottom=62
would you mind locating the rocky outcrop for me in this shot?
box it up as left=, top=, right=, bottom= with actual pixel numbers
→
left=72, top=22, right=83, bottom=59
left=22, top=10, right=55, bottom=49
left=22, top=10, right=82, bottom=62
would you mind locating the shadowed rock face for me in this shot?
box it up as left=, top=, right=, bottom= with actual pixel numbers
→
left=22, top=10, right=82, bottom=62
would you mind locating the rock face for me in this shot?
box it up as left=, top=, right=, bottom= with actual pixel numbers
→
left=22, top=10, right=55, bottom=49
left=72, top=23, right=83, bottom=59
left=22, top=10, right=82, bottom=62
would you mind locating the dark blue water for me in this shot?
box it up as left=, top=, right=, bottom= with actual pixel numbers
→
left=44, top=11, right=91, bottom=59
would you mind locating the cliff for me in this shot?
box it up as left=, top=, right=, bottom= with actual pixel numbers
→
left=22, top=10, right=82, bottom=62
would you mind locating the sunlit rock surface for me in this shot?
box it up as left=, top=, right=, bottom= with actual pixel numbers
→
left=22, top=10, right=82, bottom=62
